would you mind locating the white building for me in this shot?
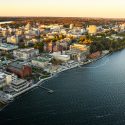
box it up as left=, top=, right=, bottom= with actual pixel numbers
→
left=25, top=23, right=31, bottom=30
left=51, top=52, right=70, bottom=62
left=0, top=72, right=17, bottom=88
left=11, top=79, right=30, bottom=92
left=13, top=48, right=39, bottom=60
left=70, top=24, right=74, bottom=29
left=81, top=28, right=86, bottom=34
left=32, top=57, right=50, bottom=68
left=10, top=73, right=18, bottom=83
left=119, top=23, right=125, bottom=32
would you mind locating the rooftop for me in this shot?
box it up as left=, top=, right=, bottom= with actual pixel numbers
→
left=0, top=43, right=18, bottom=51
left=9, top=61, right=24, bottom=69
left=12, top=79, right=27, bottom=86
left=14, top=48, right=38, bottom=53
left=32, top=57, right=50, bottom=62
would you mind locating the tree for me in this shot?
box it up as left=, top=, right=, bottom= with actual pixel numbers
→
left=90, top=44, right=97, bottom=53
left=51, top=38, right=57, bottom=53
left=34, top=42, right=44, bottom=52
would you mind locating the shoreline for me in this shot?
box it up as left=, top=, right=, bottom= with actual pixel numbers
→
left=11, top=52, right=111, bottom=98
left=0, top=52, right=110, bottom=111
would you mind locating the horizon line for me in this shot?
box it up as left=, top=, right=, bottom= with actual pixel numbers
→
left=0, top=16, right=125, bottom=19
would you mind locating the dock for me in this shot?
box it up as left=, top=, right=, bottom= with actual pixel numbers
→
left=38, top=85, right=54, bottom=93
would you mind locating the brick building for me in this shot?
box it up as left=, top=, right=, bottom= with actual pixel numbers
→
left=7, top=62, right=32, bottom=78
left=88, top=51, right=101, bottom=59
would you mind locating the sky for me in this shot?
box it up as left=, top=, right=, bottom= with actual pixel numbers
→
left=0, top=0, right=125, bottom=18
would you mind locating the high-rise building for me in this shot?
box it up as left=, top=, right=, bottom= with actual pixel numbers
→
left=70, top=24, right=74, bottom=29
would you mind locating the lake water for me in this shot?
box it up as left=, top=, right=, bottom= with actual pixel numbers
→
left=1, top=50, right=125, bottom=125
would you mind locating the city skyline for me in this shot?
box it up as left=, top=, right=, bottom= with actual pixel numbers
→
left=0, top=0, right=125, bottom=18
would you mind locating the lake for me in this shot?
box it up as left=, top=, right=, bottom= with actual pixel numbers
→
left=1, top=50, right=125, bottom=125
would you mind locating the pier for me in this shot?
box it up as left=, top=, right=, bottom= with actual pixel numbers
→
left=38, top=85, right=54, bottom=93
